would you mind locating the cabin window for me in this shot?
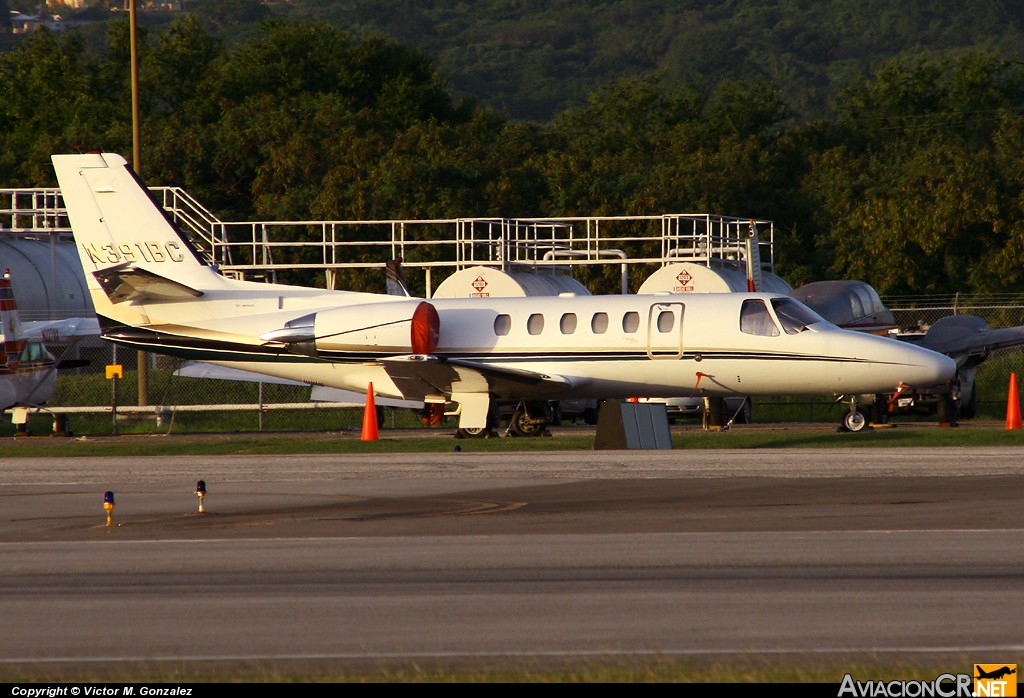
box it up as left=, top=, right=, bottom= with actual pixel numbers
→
left=771, top=298, right=824, bottom=335
left=622, top=311, right=640, bottom=333
left=527, top=313, right=545, bottom=335
left=656, top=310, right=674, bottom=333
left=591, top=312, right=609, bottom=334
left=22, top=342, right=48, bottom=361
left=740, top=299, right=780, bottom=336
left=850, top=291, right=866, bottom=321
left=494, top=314, right=511, bottom=336
left=560, top=313, right=577, bottom=334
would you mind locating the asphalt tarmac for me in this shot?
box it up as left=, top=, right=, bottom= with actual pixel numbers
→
left=1, top=434, right=1022, bottom=679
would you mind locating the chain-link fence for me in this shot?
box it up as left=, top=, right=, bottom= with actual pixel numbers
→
left=5, top=340, right=421, bottom=437
left=7, top=297, right=1024, bottom=436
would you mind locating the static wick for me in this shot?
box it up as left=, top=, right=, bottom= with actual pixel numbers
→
left=103, top=491, right=115, bottom=527
left=195, top=480, right=206, bottom=514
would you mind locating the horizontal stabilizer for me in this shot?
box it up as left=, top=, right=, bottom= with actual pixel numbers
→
left=94, top=265, right=204, bottom=304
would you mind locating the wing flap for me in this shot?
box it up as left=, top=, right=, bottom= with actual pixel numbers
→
left=379, top=354, right=573, bottom=400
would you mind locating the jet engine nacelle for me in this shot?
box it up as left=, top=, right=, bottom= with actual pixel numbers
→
left=306, top=300, right=440, bottom=356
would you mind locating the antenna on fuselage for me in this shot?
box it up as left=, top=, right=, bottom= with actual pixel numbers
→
left=744, top=221, right=763, bottom=292
left=385, top=258, right=413, bottom=297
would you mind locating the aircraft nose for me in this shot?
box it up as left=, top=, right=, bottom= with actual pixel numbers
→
left=902, top=345, right=957, bottom=387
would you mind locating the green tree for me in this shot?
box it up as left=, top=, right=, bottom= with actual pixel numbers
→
left=543, top=74, right=706, bottom=216
left=139, top=20, right=460, bottom=220
left=0, top=29, right=126, bottom=184
left=803, top=52, right=1024, bottom=294
left=143, top=14, right=221, bottom=118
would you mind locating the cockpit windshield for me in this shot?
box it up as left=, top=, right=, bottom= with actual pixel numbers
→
left=770, top=298, right=828, bottom=334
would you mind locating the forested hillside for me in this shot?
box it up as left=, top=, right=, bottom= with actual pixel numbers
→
left=2, top=3, right=1024, bottom=296
left=10, top=0, right=1024, bottom=121
left=209, top=0, right=1024, bottom=122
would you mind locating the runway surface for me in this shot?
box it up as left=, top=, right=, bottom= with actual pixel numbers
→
left=2, top=443, right=1022, bottom=678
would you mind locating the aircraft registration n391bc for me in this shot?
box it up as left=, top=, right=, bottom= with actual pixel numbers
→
left=52, top=152, right=956, bottom=434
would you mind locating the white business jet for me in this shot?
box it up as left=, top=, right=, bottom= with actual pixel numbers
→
left=52, top=152, right=955, bottom=435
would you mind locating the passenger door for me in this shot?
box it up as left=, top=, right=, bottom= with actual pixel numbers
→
left=646, top=302, right=684, bottom=359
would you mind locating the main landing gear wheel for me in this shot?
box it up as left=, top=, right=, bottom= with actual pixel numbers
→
left=841, top=409, right=868, bottom=432
left=731, top=399, right=752, bottom=425
left=509, top=401, right=551, bottom=437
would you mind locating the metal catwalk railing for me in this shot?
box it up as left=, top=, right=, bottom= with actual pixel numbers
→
left=1, top=186, right=775, bottom=295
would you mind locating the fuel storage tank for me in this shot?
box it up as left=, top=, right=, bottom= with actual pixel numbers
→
left=431, top=265, right=591, bottom=298
left=0, top=236, right=92, bottom=319
left=637, top=260, right=792, bottom=295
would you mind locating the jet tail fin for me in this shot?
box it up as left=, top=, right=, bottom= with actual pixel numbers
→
left=52, top=153, right=223, bottom=304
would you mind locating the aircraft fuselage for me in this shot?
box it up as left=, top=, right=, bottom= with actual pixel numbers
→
left=96, top=287, right=954, bottom=406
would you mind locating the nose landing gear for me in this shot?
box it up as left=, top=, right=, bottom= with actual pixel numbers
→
left=838, top=396, right=869, bottom=432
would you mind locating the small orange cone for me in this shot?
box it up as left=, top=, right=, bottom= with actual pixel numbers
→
left=362, top=382, right=379, bottom=441
left=1006, top=373, right=1022, bottom=430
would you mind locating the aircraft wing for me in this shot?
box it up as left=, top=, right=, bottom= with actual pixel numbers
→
left=379, top=355, right=574, bottom=401
left=913, top=316, right=1024, bottom=369
left=938, top=325, right=1024, bottom=355
left=176, top=357, right=572, bottom=413
left=173, top=362, right=424, bottom=408
left=175, top=362, right=309, bottom=386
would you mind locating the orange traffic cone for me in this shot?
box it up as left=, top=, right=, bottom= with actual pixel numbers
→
left=1006, top=373, right=1022, bottom=430
left=361, top=382, right=379, bottom=441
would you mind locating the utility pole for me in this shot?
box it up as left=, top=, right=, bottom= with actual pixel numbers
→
left=129, top=0, right=148, bottom=405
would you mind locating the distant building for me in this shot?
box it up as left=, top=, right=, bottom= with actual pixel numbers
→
left=45, top=2, right=185, bottom=10
left=110, top=2, right=185, bottom=9
left=9, top=13, right=40, bottom=34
